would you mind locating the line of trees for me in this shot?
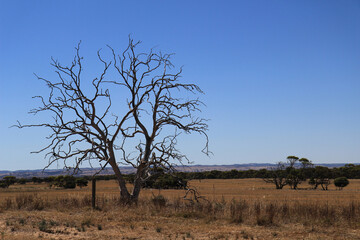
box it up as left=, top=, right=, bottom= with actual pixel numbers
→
left=1, top=160, right=357, bottom=190
left=263, top=156, right=330, bottom=190
left=262, top=156, right=352, bottom=190
left=175, top=163, right=359, bottom=182
left=0, top=169, right=186, bottom=190
left=0, top=175, right=89, bottom=189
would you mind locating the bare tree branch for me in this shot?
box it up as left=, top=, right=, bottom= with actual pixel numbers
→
left=15, top=37, right=209, bottom=203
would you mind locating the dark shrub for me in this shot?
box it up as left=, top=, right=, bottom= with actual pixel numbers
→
left=17, top=178, right=27, bottom=184
left=52, top=175, right=76, bottom=189
left=0, top=182, right=10, bottom=188
left=334, top=177, right=349, bottom=190
left=76, top=178, right=88, bottom=188
left=3, top=176, right=16, bottom=185
left=151, top=194, right=167, bottom=208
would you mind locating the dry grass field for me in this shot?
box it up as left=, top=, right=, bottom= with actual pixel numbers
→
left=1, top=179, right=360, bottom=239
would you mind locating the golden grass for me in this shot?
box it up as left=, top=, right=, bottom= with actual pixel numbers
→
left=0, top=179, right=360, bottom=239
left=5, top=178, right=360, bottom=203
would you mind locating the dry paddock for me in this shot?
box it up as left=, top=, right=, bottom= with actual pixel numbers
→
left=0, top=179, right=360, bottom=239
left=2, top=178, right=360, bottom=203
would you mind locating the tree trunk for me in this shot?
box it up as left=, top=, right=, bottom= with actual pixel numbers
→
left=130, top=142, right=152, bottom=202
left=131, top=162, right=147, bottom=202
left=108, top=158, right=132, bottom=203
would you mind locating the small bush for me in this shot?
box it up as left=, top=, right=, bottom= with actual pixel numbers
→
left=38, top=219, right=52, bottom=233
left=151, top=194, right=167, bottom=208
left=334, top=177, right=349, bottom=190
left=229, top=200, right=247, bottom=224
left=16, top=194, right=35, bottom=209
left=81, top=218, right=92, bottom=228
left=265, top=203, right=276, bottom=224
left=15, top=194, right=45, bottom=210
left=254, top=202, right=276, bottom=226
left=18, top=218, right=26, bottom=225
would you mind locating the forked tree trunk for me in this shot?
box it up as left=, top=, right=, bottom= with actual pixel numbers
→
left=109, top=158, right=148, bottom=204
left=129, top=143, right=153, bottom=202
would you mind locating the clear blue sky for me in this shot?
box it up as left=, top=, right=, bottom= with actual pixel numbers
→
left=0, top=1, right=359, bottom=171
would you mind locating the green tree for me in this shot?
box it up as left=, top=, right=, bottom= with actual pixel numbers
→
left=3, top=176, right=17, bottom=185
left=285, top=156, right=302, bottom=189
left=309, top=166, right=332, bottom=190
left=53, top=176, right=65, bottom=188
left=63, top=175, right=76, bottom=189
left=0, top=176, right=17, bottom=188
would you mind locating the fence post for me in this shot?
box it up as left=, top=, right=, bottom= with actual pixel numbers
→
left=92, top=178, right=96, bottom=209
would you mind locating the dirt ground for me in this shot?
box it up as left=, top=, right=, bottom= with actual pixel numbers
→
left=1, top=209, right=360, bottom=240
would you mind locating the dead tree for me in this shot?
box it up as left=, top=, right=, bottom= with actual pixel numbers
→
left=15, top=37, right=209, bottom=203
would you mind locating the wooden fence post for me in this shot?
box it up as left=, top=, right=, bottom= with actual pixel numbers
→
left=92, top=178, right=96, bottom=209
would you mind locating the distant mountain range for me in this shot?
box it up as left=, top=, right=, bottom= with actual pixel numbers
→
left=0, top=163, right=350, bottom=178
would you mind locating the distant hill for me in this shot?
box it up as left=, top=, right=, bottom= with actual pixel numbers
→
left=0, top=163, right=350, bottom=179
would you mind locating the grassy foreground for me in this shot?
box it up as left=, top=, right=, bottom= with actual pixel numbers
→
left=0, top=179, right=360, bottom=239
